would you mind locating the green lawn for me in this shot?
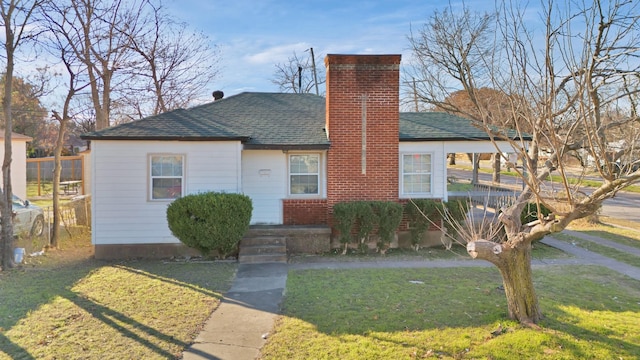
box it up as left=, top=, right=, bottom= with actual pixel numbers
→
left=261, top=266, right=640, bottom=359
left=3, top=219, right=639, bottom=359
left=0, top=253, right=236, bottom=359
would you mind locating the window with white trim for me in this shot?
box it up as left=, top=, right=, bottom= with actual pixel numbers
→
left=289, top=154, right=319, bottom=195
left=402, top=153, right=432, bottom=195
left=150, top=154, right=184, bottom=200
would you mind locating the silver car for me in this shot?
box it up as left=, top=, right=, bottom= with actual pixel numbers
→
left=11, top=195, right=45, bottom=237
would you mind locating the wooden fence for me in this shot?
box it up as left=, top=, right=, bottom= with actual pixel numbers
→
left=27, top=155, right=85, bottom=196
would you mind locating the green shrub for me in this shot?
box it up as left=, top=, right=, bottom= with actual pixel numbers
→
left=520, top=202, right=551, bottom=225
left=332, top=202, right=358, bottom=245
left=404, top=199, right=440, bottom=246
left=353, top=201, right=377, bottom=246
left=166, top=192, right=252, bottom=258
left=371, top=201, right=404, bottom=252
left=332, top=200, right=403, bottom=254
left=441, top=199, right=469, bottom=235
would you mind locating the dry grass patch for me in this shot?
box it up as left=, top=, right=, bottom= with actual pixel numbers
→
left=0, top=237, right=236, bottom=360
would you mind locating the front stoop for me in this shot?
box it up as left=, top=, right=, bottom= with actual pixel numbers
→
left=239, top=236, right=287, bottom=264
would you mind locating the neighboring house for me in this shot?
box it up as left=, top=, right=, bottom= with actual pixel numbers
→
left=0, top=131, right=32, bottom=199
left=82, top=54, right=524, bottom=259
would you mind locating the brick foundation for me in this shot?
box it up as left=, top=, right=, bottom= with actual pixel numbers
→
left=283, top=199, right=328, bottom=225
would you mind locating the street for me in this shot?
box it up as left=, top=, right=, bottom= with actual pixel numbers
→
left=448, top=168, right=640, bottom=223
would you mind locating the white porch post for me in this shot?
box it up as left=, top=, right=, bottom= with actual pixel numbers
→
left=472, top=153, right=479, bottom=184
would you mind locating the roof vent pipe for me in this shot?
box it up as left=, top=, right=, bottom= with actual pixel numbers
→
left=212, top=90, right=224, bottom=100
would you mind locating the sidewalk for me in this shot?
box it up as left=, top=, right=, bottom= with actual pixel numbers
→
left=181, top=263, right=287, bottom=360
left=181, top=231, right=640, bottom=359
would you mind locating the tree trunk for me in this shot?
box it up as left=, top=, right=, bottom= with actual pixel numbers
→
left=467, top=239, right=542, bottom=324
left=448, top=153, right=456, bottom=165
left=492, top=153, right=501, bottom=183
left=472, top=153, right=480, bottom=184
left=496, top=243, right=541, bottom=324
left=0, top=13, right=16, bottom=270
left=51, top=114, right=70, bottom=248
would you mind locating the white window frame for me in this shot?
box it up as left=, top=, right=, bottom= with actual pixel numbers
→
left=148, top=154, right=185, bottom=201
left=401, top=153, right=433, bottom=197
left=288, top=153, right=321, bottom=197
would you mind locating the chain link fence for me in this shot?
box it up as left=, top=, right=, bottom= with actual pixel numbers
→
left=15, top=195, right=91, bottom=255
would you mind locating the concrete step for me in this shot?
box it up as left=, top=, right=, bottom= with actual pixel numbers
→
left=239, top=235, right=287, bottom=264
left=239, top=244, right=286, bottom=256
left=241, top=235, right=286, bottom=247
left=238, top=253, right=288, bottom=264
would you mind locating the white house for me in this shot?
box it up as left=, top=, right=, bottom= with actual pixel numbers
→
left=82, top=54, right=526, bottom=259
left=0, top=131, right=32, bottom=199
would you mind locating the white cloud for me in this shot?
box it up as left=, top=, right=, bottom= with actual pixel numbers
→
left=244, top=42, right=312, bottom=65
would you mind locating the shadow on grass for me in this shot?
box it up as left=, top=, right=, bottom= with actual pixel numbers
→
left=0, top=256, right=236, bottom=359
left=0, top=258, right=101, bottom=357
left=112, top=263, right=230, bottom=300
left=543, top=306, right=640, bottom=358
left=0, top=333, right=35, bottom=360
left=59, top=289, right=185, bottom=358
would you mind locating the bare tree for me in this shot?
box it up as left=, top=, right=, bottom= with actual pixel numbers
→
left=408, top=0, right=640, bottom=325
left=271, top=50, right=325, bottom=94
left=51, top=0, right=148, bottom=130
left=41, top=1, right=91, bottom=247
left=122, top=3, right=220, bottom=118
left=0, top=0, right=46, bottom=270
left=0, top=75, right=49, bottom=155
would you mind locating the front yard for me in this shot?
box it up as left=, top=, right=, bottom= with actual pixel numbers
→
left=261, top=266, right=640, bottom=359
left=2, top=221, right=640, bottom=359
left=0, top=237, right=236, bottom=359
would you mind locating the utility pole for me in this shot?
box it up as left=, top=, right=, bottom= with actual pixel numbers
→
left=309, top=47, right=319, bottom=95
left=413, top=78, right=419, bottom=112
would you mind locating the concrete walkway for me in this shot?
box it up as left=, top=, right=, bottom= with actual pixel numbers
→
left=181, top=231, right=640, bottom=360
left=181, top=263, right=287, bottom=360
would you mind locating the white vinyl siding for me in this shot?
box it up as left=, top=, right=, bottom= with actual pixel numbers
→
left=0, top=138, right=29, bottom=199
left=91, top=140, right=242, bottom=245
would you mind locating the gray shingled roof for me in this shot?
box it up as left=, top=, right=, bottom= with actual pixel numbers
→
left=82, top=92, right=329, bottom=149
left=82, top=92, right=526, bottom=147
left=400, top=112, right=526, bottom=141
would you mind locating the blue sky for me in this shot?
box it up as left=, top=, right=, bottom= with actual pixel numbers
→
left=166, top=0, right=448, bottom=98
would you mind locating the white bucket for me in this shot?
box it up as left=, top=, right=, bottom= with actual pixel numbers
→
left=13, top=247, right=25, bottom=264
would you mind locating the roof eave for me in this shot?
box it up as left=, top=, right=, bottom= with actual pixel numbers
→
left=80, top=135, right=250, bottom=142
left=400, top=136, right=532, bottom=142
left=243, top=143, right=330, bottom=150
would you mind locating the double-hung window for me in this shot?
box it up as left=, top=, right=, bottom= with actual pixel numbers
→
left=289, top=154, right=319, bottom=195
left=402, top=153, right=432, bottom=195
left=150, top=154, right=184, bottom=200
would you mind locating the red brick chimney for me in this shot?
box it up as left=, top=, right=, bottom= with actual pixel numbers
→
left=325, top=54, right=401, bottom=208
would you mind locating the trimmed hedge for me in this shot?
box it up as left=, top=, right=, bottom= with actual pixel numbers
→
left=404, top=199, right=469, bottom=248
left=332, top=200, right=403, bottom=253
left=166, top=192, right=252, bottom=258
left=404, top=199, right=440, bottom=247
